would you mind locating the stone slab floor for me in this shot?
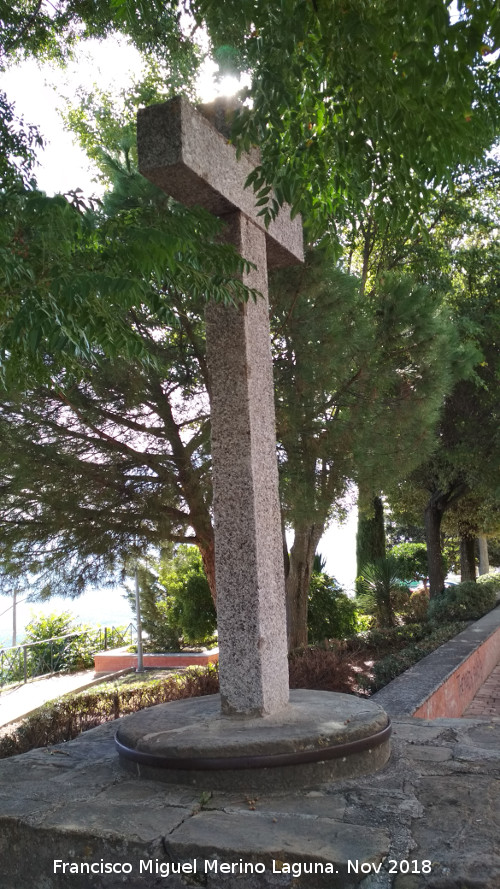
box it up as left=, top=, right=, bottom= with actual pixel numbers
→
left=0, top=713, right=499, bottom=889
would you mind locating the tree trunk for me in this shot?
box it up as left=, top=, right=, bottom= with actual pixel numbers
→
left=424, top=499, right=446, bottom=598
left=460, top=536, right=476, bottom=582
left=285, top=523, right=324, bottom=651
left=356, top=493, right=385, bottom=578
left=198, top=536, right=217, bottom=607
left=12, top=586, right=17, bottom=648
left=478, top=536, right=490, bottom=576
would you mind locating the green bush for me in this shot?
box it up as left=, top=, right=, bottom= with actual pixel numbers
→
left=428, top=580, right=497, bottom=624
left=21, top=612, right=96, bottom=675
left=477, top=572, right=500, bottom=594
left=402, top=588, right=430, bottom=623
left=14, top=613, right=130, bottom=679
left=169, top=571, right=217, bottom=645
left=307, top=573, right=358, bottom=642
left=369, top=621, right=468, bottom=691
left=130, top=548, right=217, bottom=650
left=352, top=622, right=434, bottom=654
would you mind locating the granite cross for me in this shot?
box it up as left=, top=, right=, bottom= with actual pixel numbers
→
left=137, top=96, right=304, bottom=717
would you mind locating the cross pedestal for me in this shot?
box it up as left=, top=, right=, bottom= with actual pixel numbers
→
left=115, top=97, right=391, bottom=787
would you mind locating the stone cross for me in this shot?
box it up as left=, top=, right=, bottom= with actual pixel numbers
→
left=137, top=96, right=303, bottom=717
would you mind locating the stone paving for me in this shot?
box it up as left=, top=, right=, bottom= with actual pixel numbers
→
left=462, top=662, right=500, bottom=718
left=0, top=710, right=499, bottom=888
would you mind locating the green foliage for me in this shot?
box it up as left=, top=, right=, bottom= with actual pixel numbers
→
left=403, top=589, right=431, bottom=624
left=356, top=495, right=385, bottom=579
left=1, top=0, right=200, bottom=73
left=368, top=621, right=468, bottom=691
left=24, top=611, right=75, bottom=643
left=428, top=580, right=497, bottom=623
left=129, top=566, right=181, bottom=653
left=130, top=548, right=217, bottom=651
left=389, top=542, right=428, bottom=582
left=0, top=91, right=43, bottom=190
left=23, top=612, right=91, bottom=674
left=389, top=171, right=500, bottom=595
left=6, top=611, right=123, bottom=680
left=477, top=572, right=500, bottom=593
left=307, top=572, right=357, bottom=643
left=357, top=556, right=410, bottom=628
left=159, top=546, right=217, bottom=645
left=312, top=552, right=326, bottom=574
left=210, top=0, right=500, bottom=235
left=0, top=184, right=260, bottom=388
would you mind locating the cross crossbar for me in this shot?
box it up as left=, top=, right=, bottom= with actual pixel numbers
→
left=137, top=96, right=303, bottom=268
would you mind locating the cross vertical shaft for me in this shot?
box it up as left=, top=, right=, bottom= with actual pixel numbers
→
left=206, top=212, right=289, bottom=715
left=137, top=96, right=303, bottom=717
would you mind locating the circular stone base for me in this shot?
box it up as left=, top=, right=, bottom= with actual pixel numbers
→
left=115, top=690, right=391, bottom=791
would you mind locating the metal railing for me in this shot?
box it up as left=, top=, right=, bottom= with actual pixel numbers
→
left=0, top=624, right=134, bottom=688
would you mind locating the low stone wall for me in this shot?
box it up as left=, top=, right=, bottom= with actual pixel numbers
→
left=372, top=605, right=500, bottom=718
left=94, top=648, right=219, bottom=675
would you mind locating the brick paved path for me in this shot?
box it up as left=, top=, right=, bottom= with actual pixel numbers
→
left=462, top=662, right=500, bottom=717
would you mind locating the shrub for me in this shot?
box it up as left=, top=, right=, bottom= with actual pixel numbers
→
left=130, top=547, right=217, bottom=649
left=307, top=573, right=358, bottom=642
left=477, top=572, right=500, bottom=594
left=428, top=579, right=497, bottom=624
left=357, top=556, right=411, bottom=628
left=21, top=612, right=98, bottom=675
left=401, top=588, right=430, bottom=623
left=369, top=621, right=468, bottom=691
left=350, top=622, right=434, bottom=654
left=288, top=644, right=355, bottom=694
left=0, top=665, right=220, bottom=759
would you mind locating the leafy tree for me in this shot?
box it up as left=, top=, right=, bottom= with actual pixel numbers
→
left=158, top=545, right=216, bottom=644
left=0, top=91, right=43, bottom=191
left=406, top=245, right=499, bottom=596
left=271, top=247, right=463, bottom=648
left=356, top=153, right=500, bottom=598
left=0, top=171, right=257, bottom=389
left=128, top=546, right=217, bottom=648
left=2, top=0, right=499, bottom=651
left=1, top=1, right=200, bottom=71
left=0, top=127, right=248, bottom=598
left=203, top=0, right=500, bottom=235
left=0, top=299, right=218, bottom=600
left=126, top=561, right=181, bottom=652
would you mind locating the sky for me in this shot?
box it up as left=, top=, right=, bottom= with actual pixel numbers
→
left=0, top=35, right=358, bottom=647
left=1, top=34, right=242, bottom=196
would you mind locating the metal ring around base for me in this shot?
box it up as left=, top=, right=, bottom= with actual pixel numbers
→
left=115, top=720, right=391, bottom=772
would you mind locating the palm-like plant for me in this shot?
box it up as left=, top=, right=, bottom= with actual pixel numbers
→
left=357, top=555, right=410, bottom=628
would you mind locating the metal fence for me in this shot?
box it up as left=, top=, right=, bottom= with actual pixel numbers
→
left=0, top=624, right=134, bottom=688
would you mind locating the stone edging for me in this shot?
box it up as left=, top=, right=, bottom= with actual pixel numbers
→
left=372, top=605, right=500, bottom=718
left=93, top=647, right=219, bottom=675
